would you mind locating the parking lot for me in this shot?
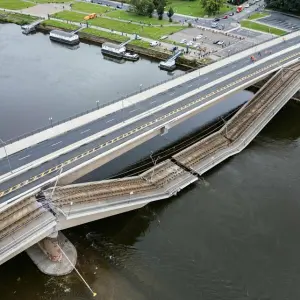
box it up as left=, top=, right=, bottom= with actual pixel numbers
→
left=169, top=27, right=241, bottom=57
left=257, top=12, right=300, bottom=32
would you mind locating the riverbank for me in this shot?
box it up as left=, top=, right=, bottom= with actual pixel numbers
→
left=38, top=22, right=205, bottom=69
left=0, top=11, right=37, bottom=25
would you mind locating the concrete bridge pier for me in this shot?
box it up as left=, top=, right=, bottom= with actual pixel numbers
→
left=26, top=231, right=77, bottom=276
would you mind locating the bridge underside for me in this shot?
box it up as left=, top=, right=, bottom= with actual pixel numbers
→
left=1, top=62, right=300, bottom=272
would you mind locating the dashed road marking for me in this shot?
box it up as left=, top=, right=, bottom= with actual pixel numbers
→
left=18, top=155, right=31, bottom=161
left=106, top=119, right=114, bottom=123
left=80, top=129, right=91, bottom=134
left=51, top=141, right=62, bottom=147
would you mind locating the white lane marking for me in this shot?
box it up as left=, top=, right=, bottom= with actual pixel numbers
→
left=169, top=92, right=175, bottom=96
left=150, top=100, right=156, bottom=104
left=188, top=84, right=193, bottom=88
left=231, top=65, right=236, bottom=69
left=80, top=129, right=91, bottom=134
left=217, top=71, right=223, bottom=75
left=19, top=155, right=31, bottom=161
left=203, top=77, right=208, bottom=81
left=106, top=118, right=114, bottom=123
left=129, top=108, right=138, bottom=113
left=51, top=141, right=62, bottom=147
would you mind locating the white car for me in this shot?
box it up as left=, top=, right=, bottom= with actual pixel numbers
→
left=196, top=34, right=203, bottom=39
left=211, top=22, right=218, bottom=28
left=217, top=40, right=224, bottom=45
left=180, top=39, right=187, bottom=44
left=186, top=41, right=193, bottom=46
left=150, top=41, right=159, bottom=47
left=244, top=3, right=250, bottom=8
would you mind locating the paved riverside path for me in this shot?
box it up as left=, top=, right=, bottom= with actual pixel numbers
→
left=1, top=40, right=300, bottom=207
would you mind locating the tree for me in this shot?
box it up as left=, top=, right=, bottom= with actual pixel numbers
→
left=130, top=0, right=155, bottom=16
left=200, top=0, right=226, bottom=15
left=146, top=1, right=155, bottom=17
left=167, top=7, right=174, bottom=22
left=265, top=0, right=300, bottom=12
left=157, top=3, right=165, bottom=20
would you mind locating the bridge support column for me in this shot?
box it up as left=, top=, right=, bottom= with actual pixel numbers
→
left=26, top=231, right=77, bottom=276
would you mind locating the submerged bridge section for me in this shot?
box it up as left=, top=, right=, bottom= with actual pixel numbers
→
left=1, top=56, right=300, bottom=270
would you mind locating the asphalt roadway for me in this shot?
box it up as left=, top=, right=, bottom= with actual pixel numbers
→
left=1, top=37, right=300, bottom=204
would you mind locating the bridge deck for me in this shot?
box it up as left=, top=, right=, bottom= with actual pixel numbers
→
left=2, top=56, right=300, bottom=267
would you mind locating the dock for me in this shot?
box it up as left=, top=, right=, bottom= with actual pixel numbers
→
left=21, top=19, right=44, bottom=35
left=159, top=50, right=183, bottom=71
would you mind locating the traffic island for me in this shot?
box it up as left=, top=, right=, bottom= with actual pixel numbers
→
left=26, top=231, right=77, bottom=276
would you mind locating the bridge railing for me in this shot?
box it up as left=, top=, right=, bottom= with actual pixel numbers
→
left=4, top=67, right=198, bottom=145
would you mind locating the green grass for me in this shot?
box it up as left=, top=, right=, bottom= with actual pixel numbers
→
left=52, top=10, right=87, bottom=22
left=129, top=39, right=151, bottom=48
left=0, top=12, right=37, bottom=25
left=71, top=2, right=112, bottom=14
left=52, top=11, right=184, bottom=39
left=35, top=0, right=70, bottom=3
left=241, top=20, right=287, bottom=35
left=81, top=27, right=129, bottom=43
left=0, top=0, right=35, bottom=10
left=41, top=19, right=79, bottom=30
left=106, top=10, right=170, bottom=25
left=247, top=12, right=270, bottom=20
left=166, top=0, right=232, bottom=17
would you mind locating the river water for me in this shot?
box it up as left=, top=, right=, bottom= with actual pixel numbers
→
left=1, top=23, right=300, bottom=300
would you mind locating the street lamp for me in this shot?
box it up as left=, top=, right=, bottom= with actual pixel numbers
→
left=0, top=138, right=12, bottom=173
left=49, top=117, right=53, bottom=127
left=96, top=100, right=100, bottom=109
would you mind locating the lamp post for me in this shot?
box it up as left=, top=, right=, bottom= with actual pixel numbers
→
left=49, top=117, right=53, bottom=127
left=0, top=138, right=12, bottom=173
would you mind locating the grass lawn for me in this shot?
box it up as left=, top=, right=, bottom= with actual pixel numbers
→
left=241, top=20, right=287, bottom=35
left=106, top=10, right=170, bottom=25
left=129, top=39, right=151, bottom=48
left=81, top=27, right=129, bottom=42
left=41, top=19, right=79, bottom=30
left=247, top=12, right=270, bottom=20
left=52, top=11, right=87, bottom=22
left=166, top=0, right=232, bottom=17
left=71, top=2, right=112, bottom=14
left=52, top=11, right=184, bottom=39
left=0, top=12, right=37, bottom=24
left=35, top=0, right=71, bottom=3
left=0, top=0, right=35, bottom=10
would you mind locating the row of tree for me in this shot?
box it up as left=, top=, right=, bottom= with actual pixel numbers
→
left=265, top=0, right=300, bottom=12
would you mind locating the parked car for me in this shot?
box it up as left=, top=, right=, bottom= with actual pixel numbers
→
left=229, top=12, right=234, bottom=16
left=244, top=3, right=250, bottom=8
left=211, top=22, right=218, bottom=28
left=223, top=15, right=228, bottom=19
left=150, top=41, right=159, bottom=47
left=186, top=41, right=193, bottom=46
left=180, top=39, right=187, bottom=44
left=196, top=34, right=203, bottom=39
left=216, top=40, right=224, bottom=45
left=213, top=18, right=220, bottom=22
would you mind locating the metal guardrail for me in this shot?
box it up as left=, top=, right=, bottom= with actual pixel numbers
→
left=4, top=68, right=197, bottom=145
